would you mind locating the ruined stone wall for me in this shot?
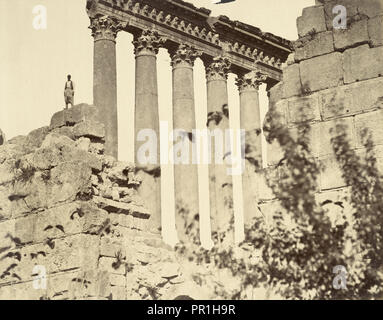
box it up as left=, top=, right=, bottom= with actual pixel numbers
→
left=0, top=105, right=207, bottom=300
left=2, top=0, right=383, bottom=300
left=261, top=0, right=383, bottom=218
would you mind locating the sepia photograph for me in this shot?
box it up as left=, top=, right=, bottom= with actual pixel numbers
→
left=1, top=0, right=383, bottom=306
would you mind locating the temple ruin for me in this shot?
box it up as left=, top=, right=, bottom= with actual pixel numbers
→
left=86, top=0, right=292, bottom=241
left=1, top=0, right=383, bottom=300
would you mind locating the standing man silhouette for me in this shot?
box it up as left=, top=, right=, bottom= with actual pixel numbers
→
left=64, top=75, right=75, bottom=109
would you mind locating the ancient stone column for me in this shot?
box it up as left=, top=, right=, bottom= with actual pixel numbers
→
left=170, top=44, right=201, bottom=243
left=236, top=71, right=267, bottom=226
left=205, top=56, right=234, bottom=243
left=133, top=29, right=165, bottom=233
left=90, top=16, right=126, bottom=159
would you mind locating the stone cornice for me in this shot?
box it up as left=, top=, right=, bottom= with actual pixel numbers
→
left=170, top=44, right=202, bottom=68
left=206, top=56, right=231, bottom=82
left=89, top=15, right=127, bottom=42
left=133, top=29, right=166, bottom=56
left=236, top=71, right=268, bottom=92
left=87, top=0, right=292, bottom=82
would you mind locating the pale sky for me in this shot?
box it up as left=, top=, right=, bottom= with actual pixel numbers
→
left=0, top=0, right=314, bottom=246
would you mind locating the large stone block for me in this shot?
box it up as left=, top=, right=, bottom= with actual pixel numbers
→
left=31, top=133, right=103, bottom=172
left=287, top=94, right=321, bottom=124
left=0, top=234, right=100, bottom=286
left=109, top=274, right=126, bottom=287
left=50, top=104, right=99, bottom=129
left=300, top=52, right=343, bottom=92
left=360, top=0, right=383, bottom=19
left=32, top=202, right=109, bottom=243
left=368, top=15, right=383, bottom=47
left=355, top=110, right=383, bottom=147
left=61, top=269, right=111, bottom=299
left=24, top=127, right=50, bottom=152
left=266, top=140, right=284, bottom=166
left=98, top=257, right=126, bottom=275
left=333, top=19, right=369, bottom=50
left=268, top=99, right=288, bottom=127
left=344, top=45, right=383, bottom=83
left=73, top=121, right=105, bottom=140
left=349, top=77, right=383, bottom=112
left=318, top=117, right=356, bottom=157
left=50, top=126, right=75, bottom=140
left=33, top=202, right=81, bottom=242
left=268, top=82, right=284, bottom=107
left=297, top=5, right=327, bottom=38
left=44, top=234, right=100, bottom=274
left=0, top=219, right=16, bottom=248
left=320, top=155, right=346, bottom=190
left=14, top=215, right=37, bottom=244
left=294, top=31, right=334, bottom=62
left=0, top=281, right=45, bottom=300
left=45, top=270, right=98, bottom=300
left=323, top=1, right=363, bottom=30
left=100, top=237, right=126, bottom=258
left=111, top=286, right=126, bottom=300
left=10, top=161, right=92, bottom=212
left=288, top=123, right=321, bottom=157
left=319, top=86, right=354, bottom=119
left=320, top=77, right=383, bottom=119
left=282, top=64, right=302, bottom=98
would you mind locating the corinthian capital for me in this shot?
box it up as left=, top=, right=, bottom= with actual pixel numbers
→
left=236, top=71, right=267, bottom=92
left=89, top=15, right=127, bottom=42
left=205, top=56, right=231, bottom=81
left=170, top=44, right=202, bottom=68
left=133, top=29, right=166, bottom=56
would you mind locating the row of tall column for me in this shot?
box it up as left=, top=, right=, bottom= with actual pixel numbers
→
left=90, top=16, right=267, bottom=242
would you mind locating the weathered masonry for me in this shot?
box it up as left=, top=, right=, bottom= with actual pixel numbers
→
left=2, top=0, right=383, bottom=300
left=86, top=0, right=292, bottom=240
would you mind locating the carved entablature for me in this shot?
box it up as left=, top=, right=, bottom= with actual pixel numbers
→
left=206, top=56, right=231, bottom=82
left=87, top=0, right=292, bottom=83
left=89, top=15, right=127, bottom=42
left=236, top=71, right=268, bottom=92
left=133, top=29, right=166, bottom=56
left=170, top=44, right=202, bottom=68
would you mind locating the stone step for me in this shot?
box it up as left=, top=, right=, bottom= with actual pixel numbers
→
left=93, top=196, right=150, bottom=219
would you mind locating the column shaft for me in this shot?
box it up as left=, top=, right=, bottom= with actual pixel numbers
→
left=206, top=57, right=234, bottom=243
left=90, top=16, right=125, bottom=159
left=171, top=45, right=201, bottom=243
left=134, top=30, right=165, bottom=233
left=237, top=71, right=267, bottom=226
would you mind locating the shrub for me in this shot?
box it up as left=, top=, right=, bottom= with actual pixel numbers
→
left=176, top=105, right=383, bottom=300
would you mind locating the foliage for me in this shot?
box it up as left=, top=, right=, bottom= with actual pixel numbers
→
left=176, top=104, right=383, bottom=300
